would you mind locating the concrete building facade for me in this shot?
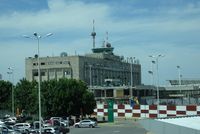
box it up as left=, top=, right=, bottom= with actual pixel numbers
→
left=25, top=46, right=141, bottom=87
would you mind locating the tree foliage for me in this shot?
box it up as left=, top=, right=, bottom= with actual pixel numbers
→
left=0, top=80, right=12, bottom=110
left=15, top=78, right=38, bottom=115
left=2, top=78, right=96, bottom=118
left=41, top=78, right=96, bottom=118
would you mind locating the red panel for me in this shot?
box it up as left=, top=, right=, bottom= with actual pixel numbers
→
left=133, top=105, right=140, bottom=109
left=149, top=105, right=157, bottom=110
left=176, top=111, right=186, bottom=115
left=149, top=114, right=157, bottom=118
left=167, top=105, right=176, bottom=110
left=141, top=110, right=149, bottom=113
left=104, top=104, right=108, bottom=109
left=159, top=110, right=166, bottom=114
left=118, top=104, right=125, bottom=109
left=118, top=113, right=125, bottom=117
left=104, top=112, right=108, bottom=116
left=133, top=113, right=140, bottom=117
left=125, top=109, right=132, bottom=113
left=186, top=105, right=196, bottom=111
left=97, top=109, right=104, bottom=112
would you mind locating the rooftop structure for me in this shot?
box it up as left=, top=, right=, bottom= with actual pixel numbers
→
left=25, top=22, right=141, bottom=88
left=168, top=79, right=200, bottom=85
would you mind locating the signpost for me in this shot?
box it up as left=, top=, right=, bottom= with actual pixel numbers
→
left=107, top=99, right=114, bottom=122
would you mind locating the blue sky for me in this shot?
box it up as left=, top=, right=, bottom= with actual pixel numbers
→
left=0, top=0, right=200, bottom=85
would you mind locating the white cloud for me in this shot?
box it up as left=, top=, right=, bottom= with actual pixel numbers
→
left=0, top=0, right=200, bottom=84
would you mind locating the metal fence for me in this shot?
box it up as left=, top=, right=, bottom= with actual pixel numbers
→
left=143, top=97, right=200, bottom=105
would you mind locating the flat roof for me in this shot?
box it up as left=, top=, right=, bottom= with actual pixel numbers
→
left=157, top=116, right=200, bottom=130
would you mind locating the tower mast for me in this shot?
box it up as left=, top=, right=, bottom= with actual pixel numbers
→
left=91, top=19, right=96, bottom=48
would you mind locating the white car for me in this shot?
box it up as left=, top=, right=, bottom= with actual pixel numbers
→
left=13, top=123, right=31, bottom=133
left=4, top=118, right=16, bottom=125
left=0, top=126, right=15, bottom=134
left=42, top=127, right=56, bottom=133
left=0, top=119, right=4, bottom=126
left=74, top=119, right=97, bottom=128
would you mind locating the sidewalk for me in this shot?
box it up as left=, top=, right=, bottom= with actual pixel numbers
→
left=98, top=117, right=141, bottom=127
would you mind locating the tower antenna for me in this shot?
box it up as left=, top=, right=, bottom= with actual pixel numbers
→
left=91, top=19, right=96, bottom=48
left=106, top=31, right=108, bottom=44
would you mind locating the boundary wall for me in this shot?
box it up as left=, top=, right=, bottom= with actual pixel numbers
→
left=93, top=104, right=200, bottom=118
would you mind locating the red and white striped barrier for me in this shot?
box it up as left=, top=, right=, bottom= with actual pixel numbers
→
left=93, top=104, right=200, bottom=118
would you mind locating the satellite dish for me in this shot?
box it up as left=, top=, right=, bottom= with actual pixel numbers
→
left=60, top=52, right=68, bottom=57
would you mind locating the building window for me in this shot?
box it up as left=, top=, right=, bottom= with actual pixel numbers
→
left=56, top=61, right=60, bottom=64
left=63, top=61, right=68, bottom=64
left=41, top=62, right=45, bottom=65
left=33, top=72, right=38, bottom=76
left=48, top=62, right=54, bottom=65
left=41, top=72, right=45, bottom=76
left=64, top=70, right=71, bottom=75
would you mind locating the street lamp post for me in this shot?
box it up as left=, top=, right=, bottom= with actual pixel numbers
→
left=177, top=65, right=182, bottom=92
left=149, top=54, right=164, bottom=118
left=89, top=64, right=93, bottom=90
left=23, top=32, right=52, bottom=134
left=130, top=57, right=135, bottom=98
left=149, top=60, right=155, bottom=86
left=148, top=70, right=154, bottom=86
left=8, top=67, right=14, bottom=117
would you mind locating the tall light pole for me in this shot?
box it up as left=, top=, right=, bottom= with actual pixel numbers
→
left=23, top=32, right=52, bottom=134
left=148, top=60, right=155, bottom=86
left=89, top=65, right=92, bottom=88
left=177, top=65, right=182, bottom=92
left=149, top=54, right=164, bottom=118
left=130, top=57, right=135, bottom=98
left=8, top=67, right=14, bottom=117
left=148, top=70, right=153, bottom=85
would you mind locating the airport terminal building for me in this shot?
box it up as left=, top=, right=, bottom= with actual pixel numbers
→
left=25, top=44, right=141, bottom=88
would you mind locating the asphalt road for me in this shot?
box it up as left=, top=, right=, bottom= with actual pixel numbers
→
left=69, top=119, right=147, bottom=134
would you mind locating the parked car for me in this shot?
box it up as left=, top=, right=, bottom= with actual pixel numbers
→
left=3, top=118, right=16, bottom=125
left=0, top=125, right=15, bottom=134
left=0, top=119, right=4, bottom=126
left=49, top=117, right=68, bottom=127
left=74, top=119, right=97, bottom=128
left=42, top=127, right=57, bottom=134
left=13, top=123, right=31, bottom=134
left=28, top=128, right=39, bottom=134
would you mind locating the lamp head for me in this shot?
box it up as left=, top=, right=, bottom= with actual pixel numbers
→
left=33, top=32, right=37, bottom=37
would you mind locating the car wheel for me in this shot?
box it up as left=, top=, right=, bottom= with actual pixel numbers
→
left=75, top=125, right=79, bottom=128
left=89, top=125, right=93, bottom=128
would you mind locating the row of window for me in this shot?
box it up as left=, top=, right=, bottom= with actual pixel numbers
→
left=33, top=61, right=70, bottom=66
left=33, top=70, right=71, bottom=76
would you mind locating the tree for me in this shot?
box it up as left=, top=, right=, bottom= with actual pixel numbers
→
left=41, top=78, right=96, bottom=118
left=15, top=78, right=38, bottom=115
left=3, top=78, right=96, bottom=119
left=82, top=91, right=96, bottom=116
left=0, top=80, right=12, bottom=111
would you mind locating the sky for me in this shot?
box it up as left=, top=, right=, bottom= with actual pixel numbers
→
left=0, top=0, right=200, bottom=85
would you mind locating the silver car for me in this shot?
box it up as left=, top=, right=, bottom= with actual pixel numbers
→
left=74, top=119, right=97, bottom=128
